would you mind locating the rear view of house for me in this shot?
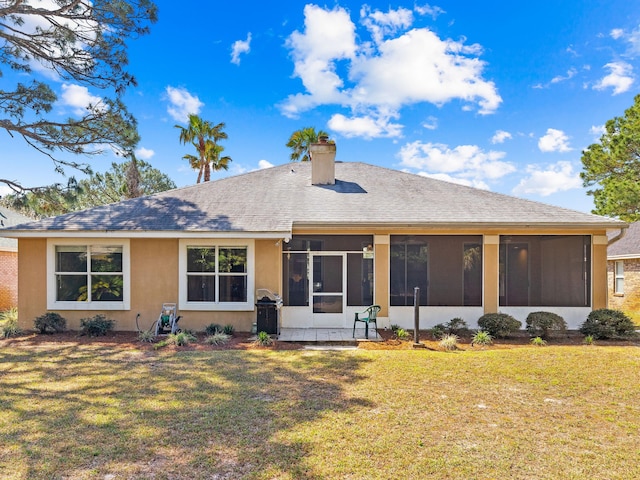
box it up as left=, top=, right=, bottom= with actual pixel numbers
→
left=0, top=140, right=627, bottom=332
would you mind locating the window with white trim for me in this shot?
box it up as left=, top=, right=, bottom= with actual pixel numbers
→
left=47, top=240, right=130, bottom=310
left=614, top=260, right=624, bottom=294
left=179, top=239, right=254, bottom=311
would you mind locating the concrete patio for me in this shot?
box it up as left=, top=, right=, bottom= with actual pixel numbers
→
left=276, top=328, right=383, bottom=343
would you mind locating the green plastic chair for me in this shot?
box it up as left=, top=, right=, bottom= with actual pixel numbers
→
left=353, top=305, right=381, bottom=339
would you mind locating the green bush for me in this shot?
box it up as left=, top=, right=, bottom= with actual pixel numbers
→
left=477, top=313, right=521, bottom=338
left=34, top=312, right=66, bottom=334
left=254, top=331, right=273, bottom=346
left=205, top=323, right=223, bottom=335
left=433, top=318, right=470, bottom=338
left=431, top=324, right=446, bottom=340
left=222, top=324, right=235, bottom=335
left=530, top=336, right=547, bottom=346
left=579, top=309, right=637, bottom=339
left=0, top=308, right=21, bottom=338
left=525, top=311, right=567, bottom=339
left=471, top=330, right=493, bottom=346
left=395, top=328, right=410, bottom=340
left=80, top=314, right=115, bottom=336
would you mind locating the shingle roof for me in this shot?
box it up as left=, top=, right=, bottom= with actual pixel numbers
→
left=0, top=207, right=33, bottom=248
left=608, top=222, right=640, bottom=258
left=0, top=162, right=626, bottom=237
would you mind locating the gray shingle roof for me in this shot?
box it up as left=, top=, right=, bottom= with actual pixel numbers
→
left=0, top=207, right=33, bottom=248
left=0, top=162, right=626, bottom=237
left=608, top=222, right=640, bottom=258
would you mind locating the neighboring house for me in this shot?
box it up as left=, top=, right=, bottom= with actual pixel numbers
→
left=0, top=206, right=33, bottom=311
left=607, top=222, right=640, bottom=323
left=0, top=141, right=627, bottom=331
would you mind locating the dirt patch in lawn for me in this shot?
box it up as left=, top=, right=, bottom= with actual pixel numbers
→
left=2, top=329, right=637, bottom=352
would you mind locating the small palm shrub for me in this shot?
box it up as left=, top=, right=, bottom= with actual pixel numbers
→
left=477, top=313, right=521, bottom=338
left=137, top=330, right=156, bottom=343
left=530, top=336, right=547, bottom=346
left=526, top=311, right=567, bottom=339
left=0, top=308, right=21, bottom=338
left=579, top=309, right=637, bottom=339
left=390, top=324, right=401, bottom=334
left=205, top=332, right=231, bottom=345
left=205, top=323, right=223, bottom=335
left=34, top=312, right=66, bottom=334
left=80, top=314, right=115, bottom=336
left=254, top=331, right=274, bottom=346
left=471, top=330, right=493, bottom=346
left=223, top=324, right=235, bottom=335
left=583, top=335, right=595, bottom=345
left=439, top=333, right=459, bottom=351
left=395, top=328, right=410, bottom=340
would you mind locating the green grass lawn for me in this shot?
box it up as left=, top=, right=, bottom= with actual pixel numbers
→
left=1, top=342, right=639, bottom=479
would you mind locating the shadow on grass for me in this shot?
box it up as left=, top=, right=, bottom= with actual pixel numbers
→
left=0, top=343, right=371, bottom=479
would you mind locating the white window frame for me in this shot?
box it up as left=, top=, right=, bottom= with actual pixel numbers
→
left=614, top=260, right=624, bottom=295
left=47, top=239, right=131, bottom=310
left=179, top=239, right=255, bottom=311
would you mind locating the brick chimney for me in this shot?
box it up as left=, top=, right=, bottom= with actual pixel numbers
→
left=309, top=135, right=336, bottom=185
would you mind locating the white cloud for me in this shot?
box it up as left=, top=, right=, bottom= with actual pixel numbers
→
left=550, top=67, right=577, bottom=84
left=422, top=116, right=438, bottom=130
left=60, top=83, right=103, bottom=115
left=589, top=124, right=605, bottom=138
left=231, top=33, right=252, bottom=65
left=513, top=161, right=582, bottom=196
left=593, top=61, right=634, bottom=95
left=610, top=28, right=624, bottom=40
left=415, top=4, right=446, bottom=19
left=398, top=141, right=515, bottom=187
left=0, top=185, right=13, bottom=198
left=361, top=6, right=413, bottom=45
left=491, top=130, right=512, bottom=144
left=165, top=86, right=204, bottom=123
left=328, top=112, right=403, bottom=138
left=281, top=4, right=501, bottom=136
left=258, top=160, right=274, bottom=169
left=135, top=147, right=155, bottom=160
left=538, top=128, right=572, bottom=153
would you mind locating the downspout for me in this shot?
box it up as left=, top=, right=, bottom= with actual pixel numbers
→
left=607, top=226, right=628, bottom=246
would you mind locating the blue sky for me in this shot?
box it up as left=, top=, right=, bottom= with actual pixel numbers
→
left=3, top=0, right=640, bottom=213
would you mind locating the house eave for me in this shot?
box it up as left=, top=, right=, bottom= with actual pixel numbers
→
left=0, top=230, right=293, bottom=240
left=291, top=221, right=624, bottom=231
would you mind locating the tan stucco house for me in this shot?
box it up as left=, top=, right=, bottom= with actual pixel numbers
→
left=608, top=222, right=640, bottom=323
left=0, top=206, right=32, bottom=311
left=0, top=141, right=627, bottom=332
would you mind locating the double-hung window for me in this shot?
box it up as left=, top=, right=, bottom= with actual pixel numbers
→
left=179, top=239, right=254, bottom=310
left=614, top=261, right=624, bottom=295
left=47, top=240, right=130, bottom=310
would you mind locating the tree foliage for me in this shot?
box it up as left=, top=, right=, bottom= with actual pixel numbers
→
left=0, top=159, right=175, bottom=217
left=176, top=114, right=231, bottom=183
left=581, top=94, right=640, bottom=221
left=286, top=126, right=331, bottom=162
left=0, top=0, right=158, bottom=191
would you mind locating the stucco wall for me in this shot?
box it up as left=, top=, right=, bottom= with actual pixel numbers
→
left=0, top=250, right=18, bottom=311
left=608, top=258, right=640, bottom=324
left=17, top=238, right=47, bottom=328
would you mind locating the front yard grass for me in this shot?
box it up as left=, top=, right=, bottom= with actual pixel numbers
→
left=1, top=342, right=639, bottom=479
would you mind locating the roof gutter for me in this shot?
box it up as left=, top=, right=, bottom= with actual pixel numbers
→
left=608, top=225, right=628, bottom=246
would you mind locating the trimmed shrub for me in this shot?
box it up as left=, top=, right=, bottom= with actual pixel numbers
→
left=579, top=309, right=637, bottom=340
left=80, top=314, right=115, bottom=336
left=477, top=313, right=521, bottom=338
left=471, top=330, right=493, bottom=346
left=525, top=311, right=567, bottom=339
left=34, top=312, right=66, bottom=334
left=222, top=324, right=235, bottom=335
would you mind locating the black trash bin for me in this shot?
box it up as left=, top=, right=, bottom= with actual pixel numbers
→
left=256, top=296, right=279, bottom=335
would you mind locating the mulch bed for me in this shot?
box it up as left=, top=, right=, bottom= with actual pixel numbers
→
left=2, top=329, right=637, bottom=352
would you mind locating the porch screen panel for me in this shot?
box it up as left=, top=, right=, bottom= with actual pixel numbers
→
left=390, top=237, right=428, bottom=306
left=282, top=253, right=309, bottom=306
left=499, top=235, right=591, bottom=307
left=347, top=253, right=373, bottom=306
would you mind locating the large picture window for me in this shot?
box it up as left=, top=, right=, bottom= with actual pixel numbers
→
left=390, top=236, right=483, bottom=306
left=499, top=235, right=591, bottom=307
left=180, top=240, right=254, bottom=311
left=47, top=240, right=130, bottom=310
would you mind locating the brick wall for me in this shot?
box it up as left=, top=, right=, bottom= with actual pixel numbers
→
left=607, top=258, right=640, bottom=323
left=0, top=250, right=18, bottom=311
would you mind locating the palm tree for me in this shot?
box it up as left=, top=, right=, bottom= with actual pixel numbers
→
left=286, top=127, right=331, bottom=162
left=175, top=114, right=231, bottom=183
